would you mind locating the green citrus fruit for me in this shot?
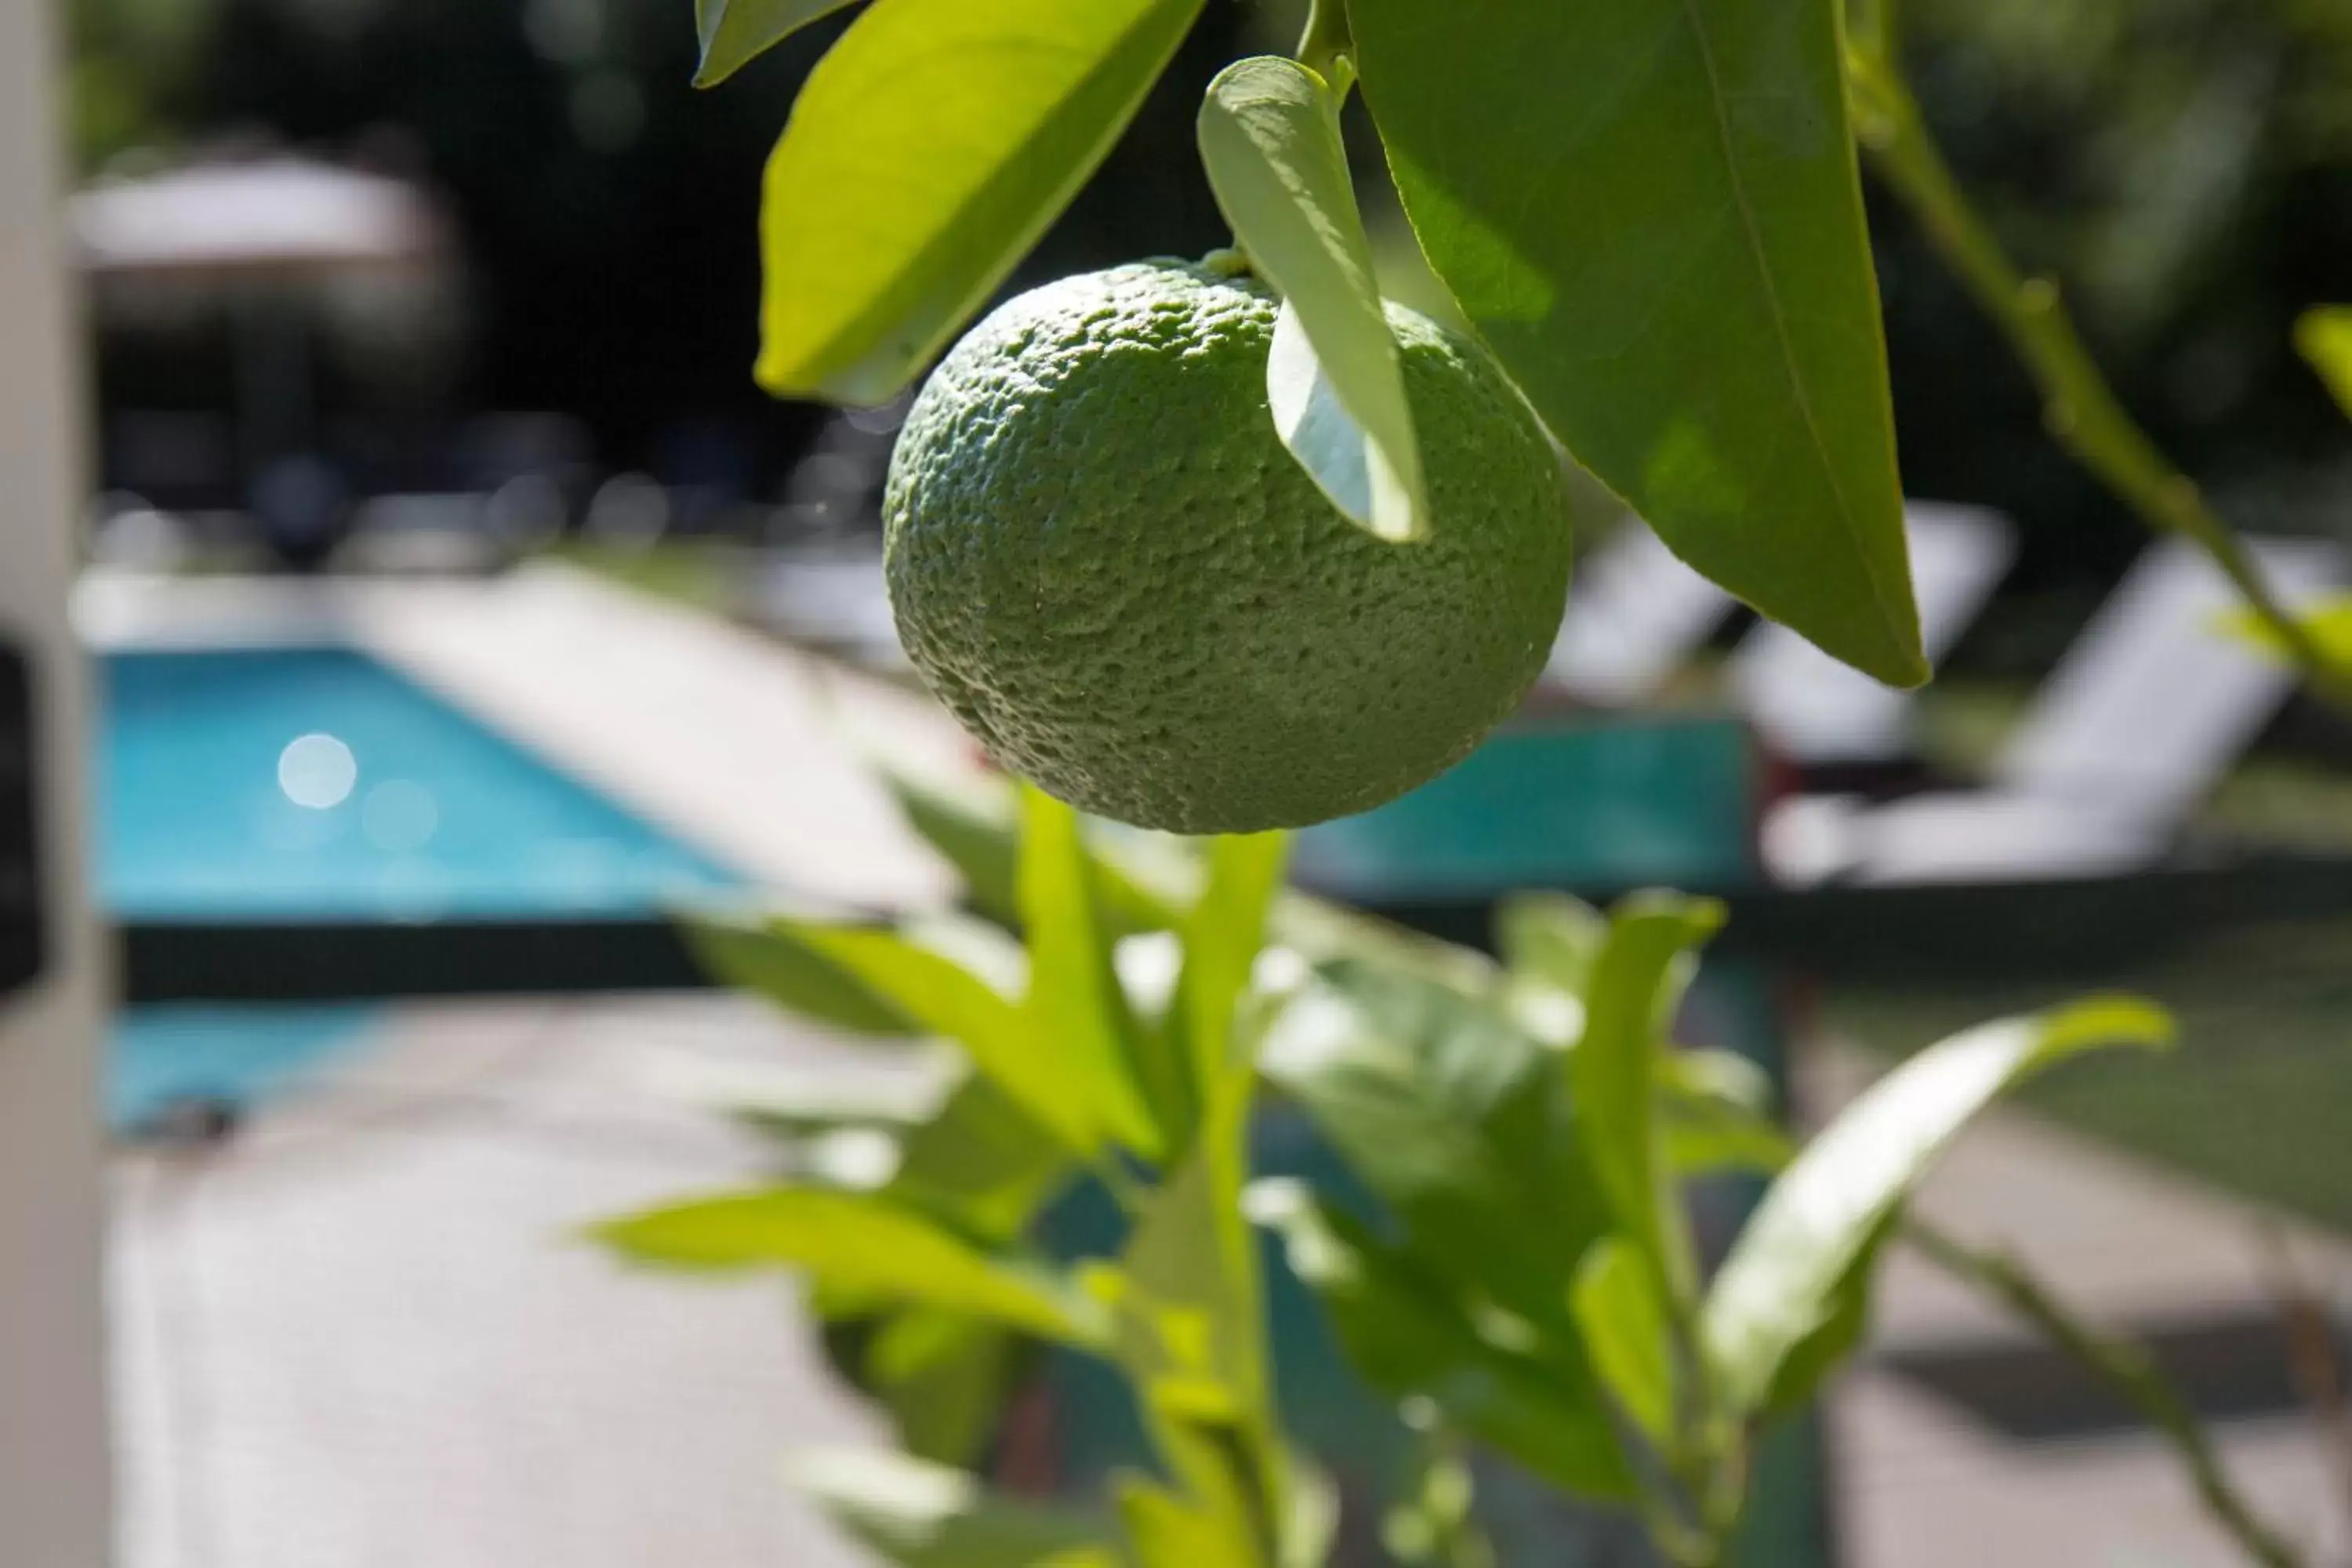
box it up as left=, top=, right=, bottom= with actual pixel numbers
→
left=883, top=259, right=1572, bottom=834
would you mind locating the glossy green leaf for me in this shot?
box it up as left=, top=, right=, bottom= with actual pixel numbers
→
left=1757, top=1232, right=1879, bottom=1419
left=1661, top=1098, right=1795, bottom=1178
left=595, top=1186, right=1108, bottom=1347
left=1263, top=961, right=1610, bottom=1327
left=761, top=919, right=1099, bottom=1156
left=1494, top=891, right=1606, bottom=1045
left=756, top=0, right=1206, bottom=403
left=1570, top=1236, right=1675, bottom=1445
left=1018, top=786, right=1164, bottom=1158
left=1350, top=0, right=1927, bottom=686
left=688, top=912, right=921, bottom=1036
left=1570, top=893, right=1725, bottom=1302
left=1254, top=1182, right=1635, bottom=1501
left=1110, top=1049, right=1281, bottom=1561
left=1704, top=996, right=2174, bottom=1415
left=1165, top=831, right=1291, bottom=1154
left=1199, top=56, right=1427, bottom=541
left=2297, top=307, right=2352, bottom=420
left=793, top=1450, right=1121, bottom=1568
left=891, top=1073, right=1074, bottom=1243
left=692, top=0, right=858, bottom=89
left=1115, top=1074, right=1266, bottom=1425
left=879, top=764, right=1187, bottom=936
left=1120, top=1475, right=1250, bottom=1568
left=1496, top=892, right=1608, bottom=1001
left=865, top=1310, right=1022, bottom=1468
left=1661, top=1046, right=1792, bottom=1176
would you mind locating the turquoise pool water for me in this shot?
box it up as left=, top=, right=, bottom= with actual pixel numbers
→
left=103, top=647, right=739, bottom=921
left=106, top=644, right=743, bottom=1130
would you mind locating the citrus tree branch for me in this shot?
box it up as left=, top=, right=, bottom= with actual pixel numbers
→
left=1846, top=0, right=1898, bottom=60
left=1845, top=44, right=2352, bottom=717
left=1905, top=1221, right=2304, bottom=1568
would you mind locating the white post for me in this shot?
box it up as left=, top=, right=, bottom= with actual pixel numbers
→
left=0, top=0, right=114, bottom=1563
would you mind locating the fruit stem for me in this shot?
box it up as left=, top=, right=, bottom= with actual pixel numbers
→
left=1296, top=0, right=1357, bottom=101
left=1200, top=246, right=1256, bottom=280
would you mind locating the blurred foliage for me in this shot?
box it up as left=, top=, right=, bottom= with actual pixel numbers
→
left=68, top=0, right=211, bottom=168
left=56, top=0, right=2352, bottom=616
left=64, top=0, right=1245, bottom=474
left=1882, top=0, right=2352, bottom=621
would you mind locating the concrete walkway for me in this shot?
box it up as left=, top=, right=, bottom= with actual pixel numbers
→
left=113, top=995, right=910, bottom=1568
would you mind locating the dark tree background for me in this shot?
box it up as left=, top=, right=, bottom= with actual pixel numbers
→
left=63, top=0, right=2352, bottom=662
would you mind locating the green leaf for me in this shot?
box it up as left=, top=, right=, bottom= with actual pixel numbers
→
left=1120, top=1475, right=1247, bottom=1568
left=595, top=1186, right=1109, bottom=1347
left=793, top=1449, right=1121, bottom=1568
left=1757, top=1231, right=1879, bottom=1419
left=1164, top=831, right=1291, bottom=1154
left=1494, top=891, right=1606, bottom=1045
left=2296, top=307, right=2352, bottom=420
left=1254, top=1183, right=1635, bottom=1501
left=879, top=764, right=1187, bottom=936
left=687, top=912, right=921, bottom=1036
left=1661, top=1046, right=1792, bottom=1176
left=756, top=0, right=1206, bottom=403
left=1019, top=786, right=1164, bottom=1158
left=1110, top=1059, right=1282, bottom=1563
left=1496, top=892, right=1608, bottom=1000
left=1570, top=893, right=1725, bottom=1302
left=1570, top=1236, right=1675, bottom=1446
left=1349, top=0, right=1928, bottom=686
left=1661, top=1098, right=1795, bottom=1178
left=865, top=1310, right=1022, bottom=1468
left=891, top=1073, right=1074, bottom=1244
left=692, top=0, right=858, bottom=89
left=1703, top=996, right=2174, bottom=1415
left=1262, top=961, right=1610, bottom=1327
left=1115, top=1075, right=1266, bottom=1424
left=1198, top=56, right=1428, bottom=542
left=762, top=919, right=1102, bottom=1156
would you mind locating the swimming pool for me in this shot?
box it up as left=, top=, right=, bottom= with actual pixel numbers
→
left=103, top=646, right=739, bottom=922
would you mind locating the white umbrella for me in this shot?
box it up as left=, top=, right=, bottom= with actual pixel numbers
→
left=73, top=157, right=445, bottom=281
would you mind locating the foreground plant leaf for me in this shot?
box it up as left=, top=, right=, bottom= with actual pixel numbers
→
left=1163, top=830, right=1290, bottom=1154
left=756, top=0, right=1205, bottom=403
left=2297, top=306, right=2352, bottom=420
left=692, top=0, right=859, bottom=89
left=1254, top=1182, right=1635, bottom=1501
left=1261, top=962, right=1609, bottom=1319
left=1570, top=1236, right=1675, bottom=1446
left=1349, top=0, right=1927, bottom=685
left=792, top=1449, right=1123, bottom=1568
left=1018, top=788, right=1164, bottom=1158
left=688, top=911, right=925, bottom=1036
left=1199, top=56, right=1428, bottom=541
left=1703, top=997, right=2173, bottom=1415
left=596, top=1185, right=1109, bottom=1347
left=1570, top=892, right=1725, bottom=1304
left=734, top=918, right=1106, bottom=1156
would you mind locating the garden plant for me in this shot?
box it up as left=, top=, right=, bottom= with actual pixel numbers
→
left=597, top=0, right=2352, bottom=1562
